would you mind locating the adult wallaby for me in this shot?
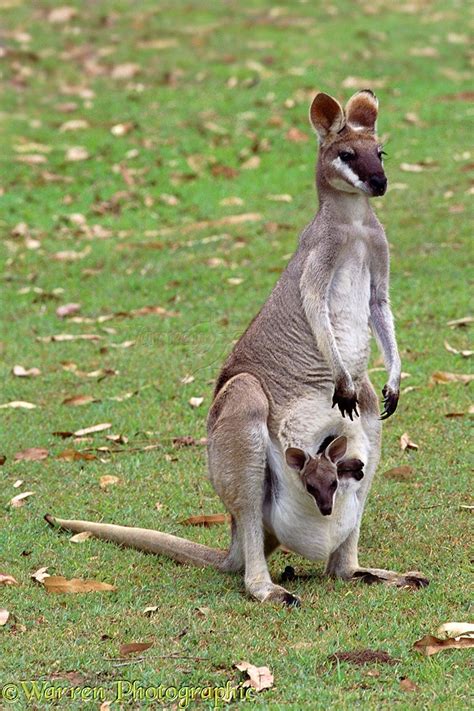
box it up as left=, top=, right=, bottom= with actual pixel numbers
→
left=46, top=90, right=428, bottom=605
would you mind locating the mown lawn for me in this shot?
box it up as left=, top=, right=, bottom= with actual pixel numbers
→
left=0, top=1, right=471, bottom=708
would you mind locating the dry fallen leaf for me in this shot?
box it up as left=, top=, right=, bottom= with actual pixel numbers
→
left=48, top=6, right=77, bottom=23
left=443, top=341, right=473, bottom=358
left=10, top=491, right=35, bottom=508
left=431, top=371, right=474, bottom=385
left=384, top=465, right=414, bottom=481
left=241, top=156, right=261, bottom=170
left=0, top=609, right=10, bottom=626
left=235, top=662, right=274, bottom=692
left=69, top=532, right=93, bottom=543
left=413, top=634, right=474, bottom=656
left=189, top=396, right=204, bottom=408
left=56, top=449, right=97, bottom=461
left=59, top=119, right=89, bottom=132
left=180, top=513, right=230, bottom=527
left=43, top=576, right=116, bottom=594
left=0, top=401, right=37, bottom=410
left=73, top=423, right=112, bottom=436
left=31, top=567, right=50, bottom=584
left=286, top=127, right=309, bottom=143
left=62, top=395, right=97, bottom=407
left=0, top=573, right=19, bottom=586
left=14, top=447, right=49, bottom=462
left=119, top=642, right=154, bottom=657
left=12, top=365, right=41, bottom=378
left=436, top=622, right=474, bottom=640
left=66, top=146, right=89, bottom=162
left=447, top=316, right=473, bottom=328
left=99, top=475, right=120, bottom=490
left=37, top=334, right=101, bottom=343
left=111, top=63, right=141, bottom=80
left=143, top=605, right=159, bottom=616
left=399, top=677, right=419, bottom=692
left=56, top=303, right=81, bottom=318
left=400, top=433, right=419, bottom=451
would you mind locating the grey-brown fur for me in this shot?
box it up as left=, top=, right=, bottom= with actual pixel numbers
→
left=47, top=90, right=428, bottom=604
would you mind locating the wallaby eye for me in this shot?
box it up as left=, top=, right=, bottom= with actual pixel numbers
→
left=330, top=481, right=338, bottom=491
left=338, top=151, right=354, bottom=162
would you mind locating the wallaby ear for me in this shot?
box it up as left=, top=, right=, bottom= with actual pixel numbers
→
left=325, top=436, right=348, bottom=464
left=285, top=447, right=308, bottom=472
left=345, top=89, right=379, bottom=133
left=309, top=93, right=345, bottom=142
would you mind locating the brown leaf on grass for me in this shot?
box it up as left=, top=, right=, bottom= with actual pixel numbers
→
left=400, top=433, right=419, bottom=451
left=59, top=119, right=89, bottom=132
left=189, top=396, right=204, bottom=408
left=286, top=127, right=309, bottom=142
left=53, top=248, right=91, bottom=262
left=66, top=146, right=89, bottom=162
left=62, top=395, right=98, bottom=407
left=0, top=609, right=10, bottom=626
left=235, top=662, right=274, bottom=692
left=437, top=622, right=474, bottom=639
left=384, top=465, right=414, bottom=481
left=180, top=513, right=230, bottom=527
left=111, top=63, right=141, bottom=80
left=99, top=475, right=120, bottom=490
left=400, top=677, right=419, bottom=692
left=172, top=436, right=207, bottom=449
left=48, top=6, right=77, bottom=23
left=156, top=212, right=262, bottom=237
left=110, top=122, right=135, bottom=137
left=56, top=303, right=81, bottom=318
left=10, top=492, right=35, bottom=508
left=56, top=449, right=97, bottom=461
left=445, top=405, right=474, bottom=418
left=430, top=371, right=474, bottom=385
left=119, top=642, right=154, bottom=657
left=37, top=334, right=101, bottom=343
left=0, top=455, right=5, bottom=465
left=443, top=341, right=473, bottom=358
left=0, top=401, right=37, bottom=410
left=16, top=154, right=47, bottom=165
left=413, top=634, right=474, bottom=656
left=73, top=423, right=112, bottom=436
left=447, top=316, right=473, bottom=327
left=31, top=567, right=50, bottom=584
left=329, top=649, right=398, bottom=666
left=14, top=448, right=49, bottom=462
left=342, top=76, right=386, bottom=89
left=12, top=365, right=41, bottom=377
left=43, top=576, right=116, bottom=594
left=241, top=156, right=261, bottom=170
left=69, top=532, right=93, bottom=543
left=0, top=573, right=19, bottom=586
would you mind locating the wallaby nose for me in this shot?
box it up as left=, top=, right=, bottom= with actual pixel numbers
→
left=320, top=506, right=332, bottom=516
left=369, top=175, right=387, bottom=196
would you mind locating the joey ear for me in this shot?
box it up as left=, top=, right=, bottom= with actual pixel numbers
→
left=309, top=93, right=345, bottom=142
left=345, top=89, right=379, bottom=132
left=285, top=447, right=308, bottom=472
left=325, top=436, right=348, bottom=464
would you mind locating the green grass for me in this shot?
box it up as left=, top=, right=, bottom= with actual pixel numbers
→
left=0, top=0, right=472, bottom=708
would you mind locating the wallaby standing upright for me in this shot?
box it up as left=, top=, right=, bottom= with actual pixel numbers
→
left=47, top=90, right=428, bottom=604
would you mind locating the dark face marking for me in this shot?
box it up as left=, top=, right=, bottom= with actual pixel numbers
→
left=324, top=130, right=388, bottom=196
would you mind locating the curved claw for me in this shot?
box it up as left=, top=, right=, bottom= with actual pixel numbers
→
left=332, top=391, right=359, bottom=420
left=379, top=386, right=399, bottom=420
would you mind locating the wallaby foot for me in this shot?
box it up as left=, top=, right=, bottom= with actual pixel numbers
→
left=351, top=567, right=429, bottom=589
left=246, top=579, right=300, bottom=607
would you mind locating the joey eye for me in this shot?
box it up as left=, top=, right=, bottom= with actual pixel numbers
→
left=338, top=151, right=354, bottom=162
left=330, top=481, right=338, bottom=491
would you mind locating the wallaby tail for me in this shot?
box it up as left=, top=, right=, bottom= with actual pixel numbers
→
left=44, top=514, right=228, bottom=569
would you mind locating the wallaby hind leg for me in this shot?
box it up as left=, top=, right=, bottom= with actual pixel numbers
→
left=208, top=373, right=300, bottom=606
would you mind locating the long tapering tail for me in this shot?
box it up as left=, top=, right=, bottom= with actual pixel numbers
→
left=44, top=514, right=228, bottom=569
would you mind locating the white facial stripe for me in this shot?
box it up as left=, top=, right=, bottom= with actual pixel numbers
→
left=331, top=157, right=368, bottom=192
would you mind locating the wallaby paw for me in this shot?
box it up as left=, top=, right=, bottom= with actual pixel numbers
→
left=380, top=384, right=399, bottom=420
left=352, top=567, right=429, bottom=589
left=332, top=385, right=359, bottom=420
